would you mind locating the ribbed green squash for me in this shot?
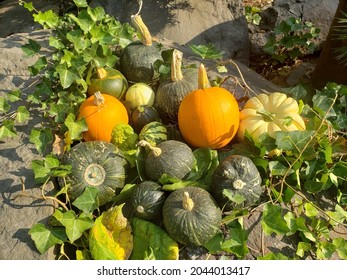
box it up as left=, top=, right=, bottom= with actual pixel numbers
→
left=120, top=15, right=161, bottom=83
left=156, top=49, right=198, bottom=122
left=131, top=105, right=161, bottom=133
left=131, top=181, right=167, bottom=221
left=58, top=141, right=127, bottom=205
left=87, top=68, right=128, bottom=100
left=162, top=186, right=222, bottom=246
left=211, top=155, right=263, bottom=211
left=143, top=140, right=195, bottom=182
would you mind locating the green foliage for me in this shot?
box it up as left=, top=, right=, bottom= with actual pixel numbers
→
left=5, top=1, right=346, bottom=260
left=189, top=43, right=225, bottom=59
left=263, top=17, right=321, bottom=63
left=245, top=6, right=262, bottom=25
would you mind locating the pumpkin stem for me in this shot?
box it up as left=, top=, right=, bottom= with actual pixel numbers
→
left=198, top=64, right=211, bottom=89
left=96, top=68, right=107, bottom=80
left=137, top=140, right=162, bottom=157
left=171, top=49, right=183, bottom=82
left=131, top=14, right=152, bottom=46
left=233, top=179, right=246, bottom=190
left=182, top=191, right=194, bottom=211
left=256, top=108, right=276, bottom=122
left=93, top=91, right=105, bottom=107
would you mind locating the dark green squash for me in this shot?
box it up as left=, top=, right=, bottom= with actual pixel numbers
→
left=131, top=181, right=167, bottom=221
left=155, top=49, right=198, bottom=122
left=58, top=141, right=127, bottom=206
left=140, top=140, right=194, bottom=181
left=87, top=67, right=128, bottom=100
left=120, top=15, right=161, bottom=83
left=131, top=105, right=161, bottom=133
left=211, top=154, right=263, bottom=211
left=162, top=186, right=222, bottom=246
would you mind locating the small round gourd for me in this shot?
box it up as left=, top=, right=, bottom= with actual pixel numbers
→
left=58, top=141, right=127, bottom=206
left=138, top=121, right=167, bottom=146
left=77, top=92, right=129, bottom=142
left=140, top=140, right=194, bottom=181
left=211, top=154, right=263, bottom=211
left=155, top=49, right=198, bottom=122
left=87, top=67, right=128, bottom=100
left=125, top=83, right=155, bottom=110
left=120, top=15, right=161, bottom=82
left=162, top=186, right=222, bottom=246
left=131, top=181, right=167, bottom=221
left=131, top=105, right=161, bottom=133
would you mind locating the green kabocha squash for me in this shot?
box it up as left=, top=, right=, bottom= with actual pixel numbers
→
left=211, top=155, right=263, bottom=211
left=131, top=181, right=167, bottom=221
left=162, top=186, right=222, bottom=246
left=58, top=141, right=127, bottom=206
left=155, top=49, right=198, bottom=122
left=87, top=67, right=128, bottom=100
left=131, top=105, right=161, bottom=133
left=120, top=14, right=161, bottom=83
left=139, top=140, right=194, bottom=181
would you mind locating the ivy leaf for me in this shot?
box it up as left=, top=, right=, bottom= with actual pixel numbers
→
left=257, top=252, right=289, bottom=260
left=89, top=204, right=133, bottom=260
left=33, top=10, right=60, bottom=29
left=56, top=63, right=80, bottom=89
left=296, top=242, right=312, bottom=258
left=29, top=223, right=67, bottom=254
left=21, top=39, right=41, bottom=57
left=275, top=130, right=316, bottom=158
left=220, top=228, right=249, bottom=259
left=72, top=186, right=99, bottom=214
left=29, top=128, right=53, bottom=154
left=189, top=43, right=225, bottom=59
left=73, top=0, right=89, bottom=8
left=29, top=56, right=47, bottom=75
left=0, top=97, right=10, bottom=112
left=87, top=6, right=106, bottom=22
left=316, top=241, right=336, bottom=260
left=268, top=160, right=291, bottom=176
left=0, top=120, right=17, bottom=140
left=68, top=10, right=93, bottom=33
left=333, top=238, right=347, bottom=259
left=31, top=159, right=51, bottom=184
left=261, top=204, right=290, bottom=235
left=304, top=202, right=319, bottom=218
left=312, top=94, right=336, bottom=119
left=15, top=106, right=30, bottom=123
left=64, top=113, right=88, bottom=141
left=130, top=217, right=179, bottom=260
left=58, top=210, right=94, bottom=243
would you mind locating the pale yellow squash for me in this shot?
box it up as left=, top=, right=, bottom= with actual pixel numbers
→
left=237, top=92, right=306, bottom=142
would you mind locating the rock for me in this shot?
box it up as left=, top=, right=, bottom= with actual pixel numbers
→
left=248, top=0, right=339, bottom=56
left=0, top=0, right=58, bottom=38
left=0, top=30, right=56, bottom=260
left=90, top=0, right=251, bottom=65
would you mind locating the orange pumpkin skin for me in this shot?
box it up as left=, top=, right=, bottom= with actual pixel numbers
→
left=78, top=93, right=129, bottom=142
left=178, top=87, right=240, bottom=149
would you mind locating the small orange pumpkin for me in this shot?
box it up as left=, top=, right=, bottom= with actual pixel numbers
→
left=78, top=92, right=129, bottom=142
left=178, top=64, right=240, bottom=149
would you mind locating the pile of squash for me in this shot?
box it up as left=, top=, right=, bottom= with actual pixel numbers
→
left=58, top=14, right=307, bottom=259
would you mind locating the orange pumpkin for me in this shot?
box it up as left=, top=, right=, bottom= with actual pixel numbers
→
left=178, top=64, right=240, bottom=149
left=78, top=92, right=129, bottom=142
